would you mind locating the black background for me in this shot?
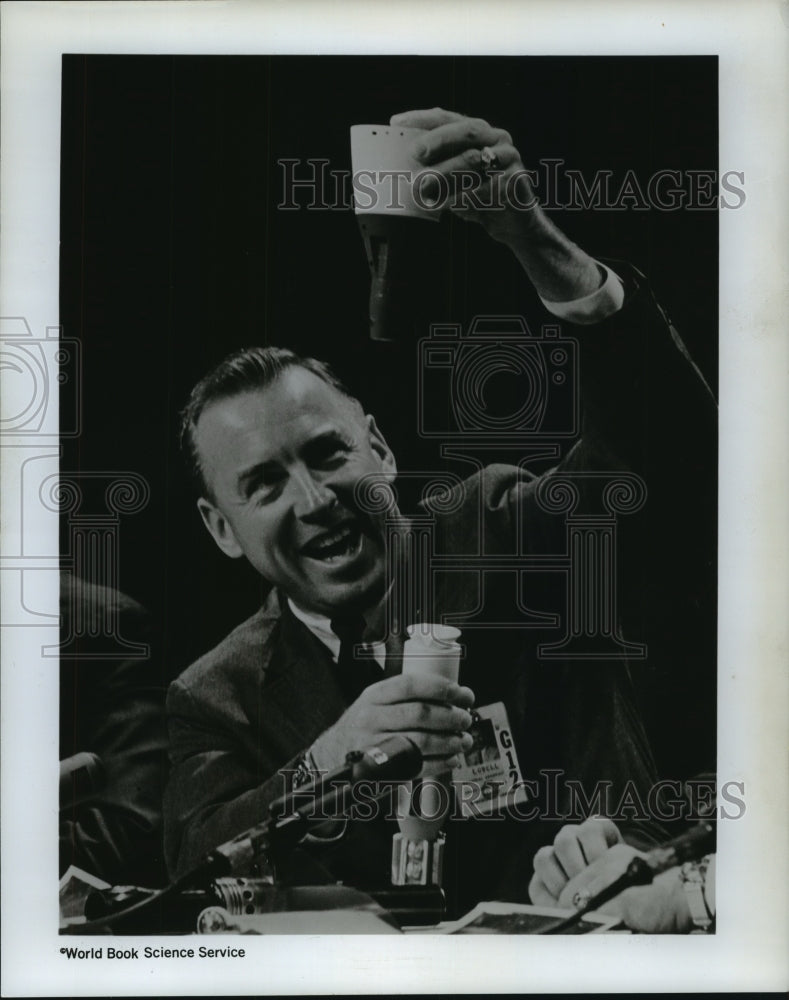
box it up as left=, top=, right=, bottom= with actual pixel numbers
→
left=59, top=55, right=717, bottom=680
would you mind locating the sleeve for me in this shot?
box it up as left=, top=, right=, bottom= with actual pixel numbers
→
left=539, top=260, right=625, bottom=324
left=449, top=263, right=717, bottom=905
left=162, top=678, right=310, bottom=880
left=521, top=261, right=718, bottom=782
left=565, top=262, right=718, bottom=781
left=471, top=261, right=716, bottom=539
left=558, top=259, right=716, bottom=480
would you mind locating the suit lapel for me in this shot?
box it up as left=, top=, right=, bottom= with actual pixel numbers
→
left=260, top=596, right=349, bottom=754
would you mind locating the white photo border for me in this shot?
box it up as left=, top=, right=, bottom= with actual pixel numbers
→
left=1, top=0, right=787, bottom=995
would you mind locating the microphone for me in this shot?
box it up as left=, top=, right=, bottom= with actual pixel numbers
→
left=542, top=820, right=716, bottom=934
left=71, top=738, right=423, bottom=934
left=635, top=818, right=716, bottom=879
left=205, top=735, right=422, bottom=879
left=357, top=214, right=430, bottom=342
left=269, top=731, right=423, bottom=821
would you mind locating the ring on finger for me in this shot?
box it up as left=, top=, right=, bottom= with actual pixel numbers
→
left=479, top=146, right=500, bottom=173
left=572, top=888, right=593, bottom=911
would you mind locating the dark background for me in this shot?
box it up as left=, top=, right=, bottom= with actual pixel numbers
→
left=59, top=55, right=718, bottom=682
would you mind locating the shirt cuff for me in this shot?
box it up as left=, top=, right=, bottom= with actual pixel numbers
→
left=539, top=262, right=625, bottom=325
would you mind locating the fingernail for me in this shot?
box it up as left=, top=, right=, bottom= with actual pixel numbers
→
left=460, top=731, right=474, bottom=748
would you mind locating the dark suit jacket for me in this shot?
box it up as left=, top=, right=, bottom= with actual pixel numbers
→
left=164, top=264, right=717, bottom=912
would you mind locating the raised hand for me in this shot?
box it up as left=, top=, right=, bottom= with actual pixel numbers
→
left=390, top=107, right=601, bottom=301
left=390, top=107, right=537, bottom=244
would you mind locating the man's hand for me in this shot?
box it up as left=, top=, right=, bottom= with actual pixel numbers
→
left=390, top=107, right=536, bottom=245
left=529, top=818, right=695, bottom=933
left=390, top=107, right=602, bottom=303
left=529, top=817, right=624, bottom=906
left=310, top=673, right=475, bottom=774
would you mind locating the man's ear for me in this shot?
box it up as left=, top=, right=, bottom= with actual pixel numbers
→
left=196, top=498, right=244, bottom=559
left=366, top=415, right=397, bottom=478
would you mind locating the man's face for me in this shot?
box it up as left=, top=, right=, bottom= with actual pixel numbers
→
left=194, top=368, right=397, bottom=617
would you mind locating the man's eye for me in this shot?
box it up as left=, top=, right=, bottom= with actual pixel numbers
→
left=249, top=474, right=284, bottom=503
left=315, top=442, right=352, bottom=467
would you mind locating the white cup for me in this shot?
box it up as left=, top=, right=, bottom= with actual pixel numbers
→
left=350, top=124, right=442, bottom=221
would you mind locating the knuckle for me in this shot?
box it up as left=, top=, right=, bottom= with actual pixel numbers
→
left=388, top=703, right=405, bottom=728
left=533, top=845, right=554, bottom=870
left=453, top=707, right=471, bottom=729
left=422, top=733, right=440, bottom=751
left=554, top=824, right=579, bottom=847
left=357, top=684, right=374, bottom=703
left=402, top=675, right=418, bottom=697
left=461, top=147, right=480, bottom=168
left=581, top=815, right=608, bottom=832
left=466, top=117, right=488, bottom=136
left=417, top=700, right=433, bottom=724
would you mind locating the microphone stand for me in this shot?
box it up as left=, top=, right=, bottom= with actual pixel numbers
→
left=65, top=736, right=422, bottom=934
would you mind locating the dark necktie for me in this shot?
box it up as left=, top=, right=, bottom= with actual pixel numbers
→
left=331, top=614, right=383, bottom=704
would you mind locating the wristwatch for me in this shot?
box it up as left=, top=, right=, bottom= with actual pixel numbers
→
left=680, top=856, right=714, bottom=931
left=291, top=748, right=320, bottom=790
left=291, top=747, right=348, bottom=844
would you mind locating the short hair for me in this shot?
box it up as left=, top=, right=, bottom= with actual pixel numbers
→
left=179, top=345, right=358, bottom=499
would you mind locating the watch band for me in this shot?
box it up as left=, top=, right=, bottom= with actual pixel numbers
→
left=290, top=748, right=348, bottom=844
left=291, top=748, right=320, bottom=790
left=680, top=856, right=714, bottom=931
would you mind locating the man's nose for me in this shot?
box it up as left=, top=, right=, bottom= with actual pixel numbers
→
left=290, top=467, right=337, bottom=521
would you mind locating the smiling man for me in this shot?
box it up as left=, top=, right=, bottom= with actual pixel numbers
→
left=193, top=359, right=396, bottom=616
left=163, top=108, right=717, bottom=913
left=170, top=347, right=477, bottom=857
